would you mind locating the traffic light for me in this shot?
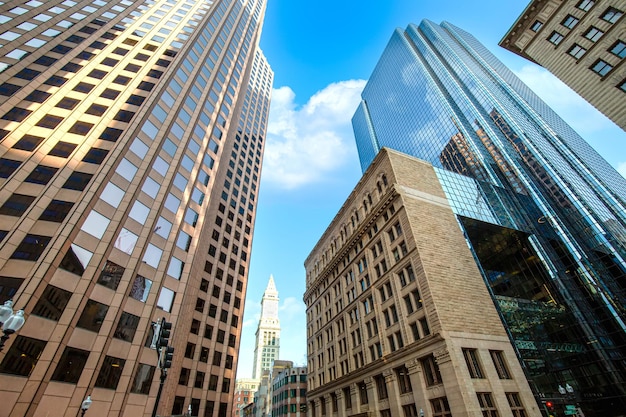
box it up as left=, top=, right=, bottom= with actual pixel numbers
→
left=158, top=318, right=172, bottom=349
left=161, top=346, right=175, bottom=369
left=545, top=401, right=554, bottom=410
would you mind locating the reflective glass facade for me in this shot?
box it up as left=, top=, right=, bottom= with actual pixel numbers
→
left=353, top=20, right=626, bottom=416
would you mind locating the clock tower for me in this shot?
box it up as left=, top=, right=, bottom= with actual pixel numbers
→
left=252, top=275, right=281, bottom=379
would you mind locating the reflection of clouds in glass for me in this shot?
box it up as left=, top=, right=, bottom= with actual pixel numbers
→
left=71, top=244, right=93, bottom=269
left=157, top=287, right=174, bottom=312
left=115, top=228, right=138, bottom=255
left=143, top=244, right=163, bottom=268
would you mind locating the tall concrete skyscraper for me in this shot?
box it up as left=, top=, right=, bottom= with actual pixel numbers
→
left=0, top=1, right=272, bottom=416
left=352, top=20, right=626, bottom=416
left=252, top=275, right=280, bottom=380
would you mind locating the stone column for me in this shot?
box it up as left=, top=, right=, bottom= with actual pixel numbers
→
left=365, top=376, right=378, bottom=412
left=383, top=369, right=403, bottom=416
left=407, top=357, right=429, bottom=416
left=334, top=389, right=345, bottom=417
left=350, top=384, right=359, bottom=414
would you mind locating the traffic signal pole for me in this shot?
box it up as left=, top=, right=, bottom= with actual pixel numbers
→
left=151, top=318, right=174, bottom=417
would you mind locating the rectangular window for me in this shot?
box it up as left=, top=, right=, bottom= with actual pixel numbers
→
left=375, top=374, right=388, bottom=399
left=51, top=347, right=89, bottom=383
left=568, top=43, right=587, bottom=59
left=114, top=312, right=140, bottom=342
left=506, top=393, right=527, bottom=417
left=11, top=234, right=51, bottom=261
left=602, top=7, right=623, bottom=23
left=39, top=200, right=73, bottom=222
left=548, top=31, right=564, bottom=45
left=25, top=165, right=58, bottom=184
left=131, top=364, right=155, bottom=394
left=584, top=26, right=604, bottom=42
left=422, top=355, right=443, bottom=386
left=430, top=397, right=452, bottom=417
left=561, top=15, right=579, bottom=28
left=577, top=0, right=594, bottom=11
left=619, top=79, right=626, bottom=93
left=477, top=392, right=499, bottom=417
left=530, top=20, right=542, bottom=31
left=95, top=356, right=125, bottom=389
left=343, top=387, right=352, bottom=409
left=463, top=348, right=484, bottom=378
left=77, top=299, right=109, bottom=332
left=32, top=285, right=71, bottom=320
left=610, top=40, right=626, bottom=58
left=0, top=336, right=46, bottom=376
left=0, top=193, right=36, bottom=216
left=395, top=365, right=413, bottom=393
left=591, top=59, right=613, bottom=76
left=490, top=350, right=512, bottom=379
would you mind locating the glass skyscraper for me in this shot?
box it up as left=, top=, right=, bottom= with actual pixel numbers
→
left=0, top=1, right=272, bottom=416
left=353, top=19, right=626, bottom=416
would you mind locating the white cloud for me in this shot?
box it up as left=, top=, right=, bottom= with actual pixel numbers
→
left=279, top=296, right=305, bottom=315
left=263, top=80, right=366, bottom=190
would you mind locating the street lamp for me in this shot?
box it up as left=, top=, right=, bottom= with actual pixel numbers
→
left=80, top=396, right=92, bottom=417
left=419, top=408, right=425, bottom=417
left=187, top=404, right=192, bottom=417
left=0, top=300, right=26, bottom=351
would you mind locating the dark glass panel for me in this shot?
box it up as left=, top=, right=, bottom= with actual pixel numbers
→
left=76, top=299, right=108, bottom=332
left=0, top=336, right=46, bottom=376
left=32, top=285, right=72, bottom=320
left=51, top=347, right=89, bottom=383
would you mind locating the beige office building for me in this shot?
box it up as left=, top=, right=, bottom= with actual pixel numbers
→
left=0, top=0, right=272, bottom=417
left=500, top=0, right=626, bottom=130
left=303, top=149, right=540, bottom=417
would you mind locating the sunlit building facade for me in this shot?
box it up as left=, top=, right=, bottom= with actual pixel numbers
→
left=270, top=366, right=307, bottom=417
left=304, top=149, right=540, bottom=417
left=0, top=0, right=272, bottom=416
left=500, top=0, right=626, bottom=131
left=352, top=20, right=626, bottom=416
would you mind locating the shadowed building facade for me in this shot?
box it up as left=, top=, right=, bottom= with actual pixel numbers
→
left=500, top=0, right=626, bottom=131
left=0, top=0, right=272, bottom=416
left=351, top=20, right=626, bottom=416
left=304, top=149, right=541, bottom=417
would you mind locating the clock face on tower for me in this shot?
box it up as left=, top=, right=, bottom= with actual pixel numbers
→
left=264, top=300, right=278, bottom=318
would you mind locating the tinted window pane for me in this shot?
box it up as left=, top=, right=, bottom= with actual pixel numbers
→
left=0, top=159, right=21, bottom=178
left=39, top=200, right=73, bottom=222
left=32, top=285, right=72, bottom=320
left=10, top=234, right=51, bottom=261
left=25, top=165, right=58, bottom=185
left=62, top=172, right=93, bottom=191
left=114, top=312, right=140, bottom=342
left=97, top=260, right=125, bottom=290
left=77, top=299, right=109, bottom=332
left=48, top=141, right=77, bottom=157
left=51, top=347, right=89, bottom=383
left=0, top=336, right=46, bottom=376
left=131, top=364, right=155, bottom=394
left=95, top=356, right=125, bottom=389
left=0, top=194, right=36, bottom=216
left=59, top=244, right=93, bottom=276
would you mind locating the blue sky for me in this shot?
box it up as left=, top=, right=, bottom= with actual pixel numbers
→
left=235, top=0, right=626, bottom=379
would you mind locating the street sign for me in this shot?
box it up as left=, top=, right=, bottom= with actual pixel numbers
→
left=564, top=410, right=576, bottom=415
left=565, top=405, right=576, bottom=410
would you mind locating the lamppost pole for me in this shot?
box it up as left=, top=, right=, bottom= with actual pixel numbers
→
left=0, top=300, right=26, bottom=351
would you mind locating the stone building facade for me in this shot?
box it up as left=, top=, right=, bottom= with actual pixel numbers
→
left=304, top=149, right=540, bottom=417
